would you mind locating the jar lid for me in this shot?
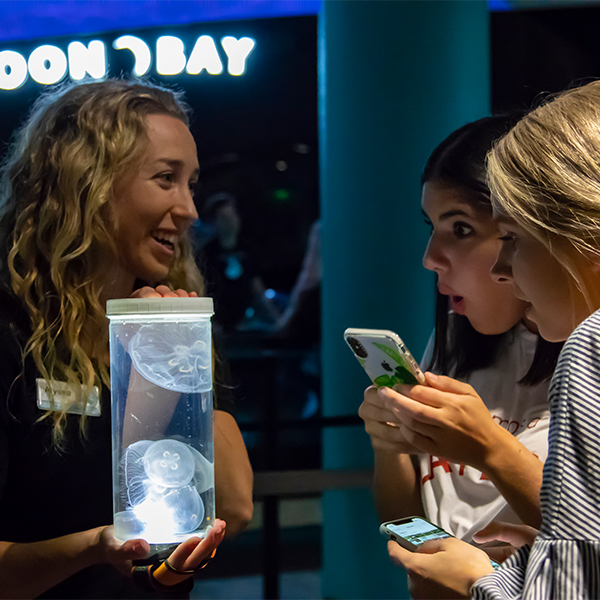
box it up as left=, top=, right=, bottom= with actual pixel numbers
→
left=106, top=297, right=214, bottom=316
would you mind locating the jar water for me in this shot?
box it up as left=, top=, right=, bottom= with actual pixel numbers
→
left=106, top=297, right=215, bottom=548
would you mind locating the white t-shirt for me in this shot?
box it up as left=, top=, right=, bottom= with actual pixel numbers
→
left=418, top=322, right=550, bottom=542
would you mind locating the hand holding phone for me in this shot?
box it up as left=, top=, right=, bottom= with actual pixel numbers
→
left=380, top=516, right=500, bottom=569
left=344, top=328, right=425, bottom=387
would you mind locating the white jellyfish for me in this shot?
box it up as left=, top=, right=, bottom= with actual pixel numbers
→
left=120, top=438, right=208, bottom=540
left=121, top=439, right=154, bottom=508
left=129, top=322, right=212, bottom=393
left=143, top=439, right=195, bottom=488
left=189, top=446, right=214, bottom=495
left=134, top=482, right=204, bottom=535
left=114, top=509, right=145, bottom=539
left=162, top=484, right=204, bottom=533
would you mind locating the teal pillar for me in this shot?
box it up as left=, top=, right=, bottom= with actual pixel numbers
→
left=319, top=1, right=490, bottom=598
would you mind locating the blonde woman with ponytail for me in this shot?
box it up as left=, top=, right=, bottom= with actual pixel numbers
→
left=0, top=79, right=252, bottom=598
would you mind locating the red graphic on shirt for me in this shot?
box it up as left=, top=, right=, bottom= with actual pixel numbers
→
left=420, top=416, right=542, bottom=486
left=422, top=456, right=453, bottom=483
left=421, top=415, right=540, bottom=485
left=421, top=455, right=489, bottom=485
left=492, top=415, right=542, bottom=435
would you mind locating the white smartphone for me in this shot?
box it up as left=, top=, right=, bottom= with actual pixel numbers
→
left=380, top=516, right=500, bottom=569
left=344, top=328, right=425, bottom=387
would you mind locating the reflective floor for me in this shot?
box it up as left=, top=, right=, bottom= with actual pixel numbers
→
left=191, top=497, right=322, bottom=599
left=192, top=570, right=321, bottom=600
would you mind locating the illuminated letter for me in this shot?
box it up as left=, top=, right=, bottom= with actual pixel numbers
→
left=113, top=35, right=151, bottom=76
left=186, top=36, right=223, bottom=75
left=221, top=36, right=255, bottom=76
left=68, top=40, right=106, bottom=80
left=28, top=45, right=67, bottom=85
left=156, top=36, right=186, bottom=76
left=0, top=50, right=28, bottom=90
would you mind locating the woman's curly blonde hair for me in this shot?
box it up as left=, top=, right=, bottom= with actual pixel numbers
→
left=0, top=78, right=204, bottom=446
left=487, top=80, right=600, bottom=309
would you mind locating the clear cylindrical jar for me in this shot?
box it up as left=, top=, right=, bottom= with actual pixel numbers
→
left=106, top=297, right=214, bottom=548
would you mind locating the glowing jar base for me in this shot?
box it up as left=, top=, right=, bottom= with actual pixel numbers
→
left=113, top=489, right=215, bottom=544
left=114, top=433, right=215, bottom=545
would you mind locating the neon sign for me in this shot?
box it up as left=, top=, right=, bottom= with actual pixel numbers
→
left=0, top=35, right=256, bottom=91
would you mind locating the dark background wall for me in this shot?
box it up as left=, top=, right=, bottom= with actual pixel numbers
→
left=491, top=5, right=600, bottom=112
left=0, top=15, right=319, bottom=293
left=3, top=5, right=600, bottom=296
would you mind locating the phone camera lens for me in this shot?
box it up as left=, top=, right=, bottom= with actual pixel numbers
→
left=347, top=337, right=368, bottom=359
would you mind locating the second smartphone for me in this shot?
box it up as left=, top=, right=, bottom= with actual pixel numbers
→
left=380, top=516, right=500, bottom=569
left=380, top=516, right=453, bottom=551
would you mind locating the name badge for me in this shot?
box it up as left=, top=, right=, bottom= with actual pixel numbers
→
left=36, top=379, right=101, bottom=416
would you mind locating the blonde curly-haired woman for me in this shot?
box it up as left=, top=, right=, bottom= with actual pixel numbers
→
left=0, top=79, right=252, bottom=598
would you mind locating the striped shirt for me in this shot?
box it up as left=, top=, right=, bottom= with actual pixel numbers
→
left=473, top=309, right=600, bottom=599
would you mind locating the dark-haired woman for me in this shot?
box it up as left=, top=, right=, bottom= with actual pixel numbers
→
left=359, top=115, right=562, bottom=541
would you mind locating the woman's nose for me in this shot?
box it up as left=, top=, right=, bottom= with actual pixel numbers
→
left=422, top=236, right=447, bottom=273
left=172, top=187, right=199, bottom=227
left=491, top=245, right=512, bottom=283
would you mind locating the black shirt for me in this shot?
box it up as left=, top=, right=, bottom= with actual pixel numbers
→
left=0, top=291, right=228, bottom=598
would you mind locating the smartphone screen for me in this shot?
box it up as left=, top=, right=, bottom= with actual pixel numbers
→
left=381, top=517, right=501, bottom=569
left=385, top=517, right=450, bottom=547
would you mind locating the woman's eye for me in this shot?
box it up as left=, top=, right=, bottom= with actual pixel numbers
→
left=423, top=217, right=433, bottom=231
left=499, top=232, right=517, bottom=243
left=453, top=221, right=473, bottom=238
left=158, top=172, right=174, bottom=184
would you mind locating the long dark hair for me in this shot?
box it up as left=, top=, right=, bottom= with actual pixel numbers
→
left=423, top=115, right=562, bottom=384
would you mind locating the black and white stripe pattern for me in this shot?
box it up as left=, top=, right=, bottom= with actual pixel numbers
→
left=473, top=310, right=600, bottom=599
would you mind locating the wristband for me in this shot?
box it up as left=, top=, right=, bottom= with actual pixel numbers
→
left=149, top=549, right=217, bottom=588
left=131, top=563, right=194, bottom=593
left=165, top=548, right=217, bottom=574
